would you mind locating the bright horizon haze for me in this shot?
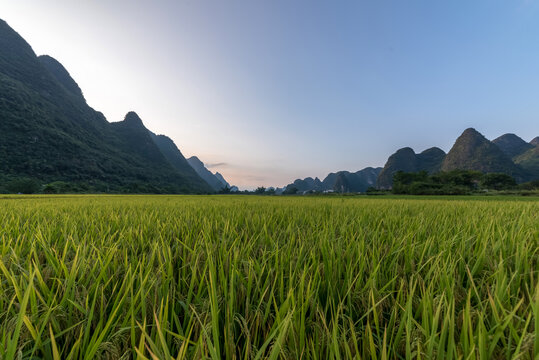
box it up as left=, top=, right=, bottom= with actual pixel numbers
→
left=1, top=1, right=538, bottom=189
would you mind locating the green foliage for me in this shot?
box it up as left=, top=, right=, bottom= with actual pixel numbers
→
left=392, top=170, right=518, bottom=195
left=514, top=146, right=539, bottom=180
left=283, top=186, right=298, bottom=195
left=518, top=180, right=539, bottom=190
left=217, top=186, right=232, bottom=194
left=393, top=170, right=429, bottom=185
left=0, top=195, right=536, bottom=358
left=480, top=173, right=517, bottom=190
left=5, top=177, right=41, bottom=194
left=431, top=169, right=483, bottom=187
left=365, top=186, right=391, bottom=195
left=43, top=181, right=74, bottom=194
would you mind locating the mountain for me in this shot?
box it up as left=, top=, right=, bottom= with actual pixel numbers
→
left=376, top=147, right=445, bottom=188
left=492, top=133, right=534, bottom=158
left=214, top=172, right=230, bottom=188
left=376, top=148, right=418, bottom=189
left=187, top=156, right=229, bottom=191
left=3, top=19, right=536, bottom=194
left=354, top=167, right=383, bottom=188
left=441, top=128, right=523, bottom=180
left=287, top=177, right=324, bottom=192
left=148, top=131, right=209, bottom=188
left=333, top=173, right=350, bottom=193
left=285, top=167, right=382, bottom=193
left=111, top=112, right=172, bottom=165
left=0, top=19, right=212, bottom=193
left=324, top=167, right=382, bottom=192
left=375, top=130, right=539, bottom=188
left=417, top=147, right=446, bottom=172
left=514, top=146, right=539, bottom=180
left=38, top=55, right=85, bottom=100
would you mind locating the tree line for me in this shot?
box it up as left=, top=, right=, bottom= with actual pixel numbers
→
left=386, top=170, right=538, bottom=195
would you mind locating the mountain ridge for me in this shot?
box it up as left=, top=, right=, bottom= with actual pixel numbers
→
left=376, top=147, right=446, bottom=189
left=286, top=167, right=382, bottom=193
left=374, top=128, right=537, bottom=190
left=492, top=133, right=534, bottom=159
left=0, top=18, right=214, bottom=193
left=38, top=55, right=85, bottom=100
left=441, top=128, right=523, bottom=180
left=0, top=19, right=536, bottom=193
left=187, top=156, right=229, bottom=191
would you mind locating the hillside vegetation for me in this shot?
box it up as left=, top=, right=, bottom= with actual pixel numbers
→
left=0, top=19, right=213, bottom=193
left=374, top=129, right=538, bottom=190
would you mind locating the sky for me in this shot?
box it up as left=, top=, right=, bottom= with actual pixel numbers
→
left=1, top=1, right=539, bottom=189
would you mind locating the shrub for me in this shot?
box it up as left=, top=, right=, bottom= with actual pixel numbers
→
left=6, top=178, right=41, bottom=194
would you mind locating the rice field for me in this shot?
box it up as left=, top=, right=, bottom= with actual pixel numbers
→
left=0, top=195, right=537, bottom=359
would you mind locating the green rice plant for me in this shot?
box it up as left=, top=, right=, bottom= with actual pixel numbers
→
left=0, top=195, right=537, bottom=359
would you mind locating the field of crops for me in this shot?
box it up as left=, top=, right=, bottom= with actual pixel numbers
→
left=0, top=195, right=537, bottom=359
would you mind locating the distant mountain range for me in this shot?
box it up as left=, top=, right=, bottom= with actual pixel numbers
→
left=285, top=128, right=538, bottom=192
left=1, top=19, right=537, bottom=194
left=285, top=167, right=382, bottom=193
left=0, top=19, right=230, bottom=193
left=376, top=128, right=538, bottom=189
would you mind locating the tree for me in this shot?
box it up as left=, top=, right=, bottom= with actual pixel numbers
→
left=480, top=173, right=516, bottom=190
left=431, top=170, right=482, bottom=187
left=392, top=171, right=429, bottom=194
left=218, top=186, right=231, bottom=194
left=43, top=181, right=70, bottom=194
left=283, top=186, right=298, bottom=195
left=391, top=170, right=483, bottom=195
left=518, top=180, right=539, bottom=190
left=254, top=187, right=266, bottom=194
left=393, top=171, right=429, bottom=185
left=6, top=178, right=41, bottom=194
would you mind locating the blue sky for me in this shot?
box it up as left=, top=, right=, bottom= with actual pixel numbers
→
left=1, top=1, right=538, bottom=188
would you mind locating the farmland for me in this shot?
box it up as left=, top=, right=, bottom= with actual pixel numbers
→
left=0, top=195, right=537, bottom=359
